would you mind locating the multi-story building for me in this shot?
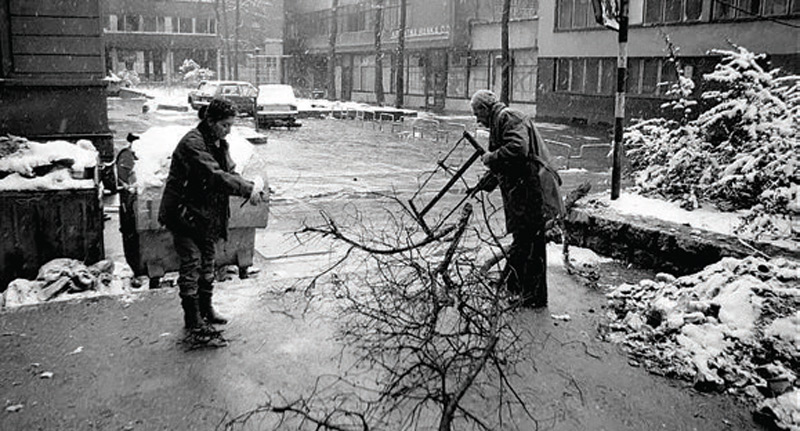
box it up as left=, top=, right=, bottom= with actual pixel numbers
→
left=103, top=0, right=285, bottom=84
left=286, top=0, right=798, bottom=121
left=103, top=0, right=220, bottom=82
left=285, top=0, right=539, bottom=113
left=536, top=0, right=800, bottom=125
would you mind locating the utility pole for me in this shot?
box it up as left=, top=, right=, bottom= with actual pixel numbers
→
left=592, top=0, right=627, bottom=200
left=611, top=0, right=628, bottom=200
left=500, top=0, right=510, bottom=105
left=395, top=0, right=406, bottom=109
left=234, top=0, right=240, bottom=80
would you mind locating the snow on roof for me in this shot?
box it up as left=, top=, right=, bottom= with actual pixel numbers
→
left=0, top=138, right=98, bottom=191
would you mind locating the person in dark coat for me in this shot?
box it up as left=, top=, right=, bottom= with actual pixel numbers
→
left=469, top=90, right=548, bottom=307
left=159, top=98, right=266, bottom=333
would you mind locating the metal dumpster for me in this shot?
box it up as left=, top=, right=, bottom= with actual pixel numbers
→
left=119, top=186, right=269, bottom=289
left=0, top=188, right=104, bottom=290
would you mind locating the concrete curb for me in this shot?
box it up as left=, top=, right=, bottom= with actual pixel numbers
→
left=565, top=203, right=799, bottom=275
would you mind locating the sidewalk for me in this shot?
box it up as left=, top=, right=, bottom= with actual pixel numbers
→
left=0, top=206, right=764, bottom=430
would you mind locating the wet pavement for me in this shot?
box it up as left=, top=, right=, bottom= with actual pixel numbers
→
left=0, top=106, right=765, bottom=430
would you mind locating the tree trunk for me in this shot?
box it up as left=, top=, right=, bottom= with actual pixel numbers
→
left=214, top=0, right=223, bottom=79
left=221, top=0, right=231, bottom=79
left=234, top=0, right=240, bottom=80
left=500, top=0, right=511, bottom=105
left=394, top=0, right=406, bottom=109
left=374, top=0, right=385, bottom=105
left=328, top=0, right=339, bottom=100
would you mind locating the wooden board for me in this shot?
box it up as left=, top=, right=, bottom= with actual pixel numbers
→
left=13, top=54, right=104, bottom=74
left=12, top=36, right=103, bottom=56
left=11, top=17, right=101, bottom=36
left=10, top=0, right=99, bottom=18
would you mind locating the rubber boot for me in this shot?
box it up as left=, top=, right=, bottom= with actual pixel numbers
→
left=181, top=296, right=204, bottom=330
left=198, top=291, right=228, bottom=325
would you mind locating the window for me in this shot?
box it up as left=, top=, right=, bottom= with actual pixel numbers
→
left=124, top=15, right=140, bottom=32
left=585, top=58, right=600, bottom=94
left=447, top=53, right=468, bottom=98
left=468, top=53, right=491, bottom=95
left=645, top=0, right=703, bottom=23
left=107, top=15, right=119, bottom=32
left=557, top=0, right=601, bottom=29
left=157, top=17, right=166, bottom=33
left=572, top=58, right=585, bottom=93
left=196, top=18, right=215, bottom=34
left=641, top=58, right=660, bottom=94
left=512, top=50, right=536, bottom=102
left=143, top=16, right=157, bottom=32
left=179, top=17, right=193, bottom=33
left=600, top=58, right=615, bottom=94
left=713, top=0, right=799, bottom=19
left=492, top=0, right=539, bottom=20
left=555, top=58, right=570, bottom=92
left=763, top=0, right=790, bottom=15
left=407, top=53, right=424, bottom=95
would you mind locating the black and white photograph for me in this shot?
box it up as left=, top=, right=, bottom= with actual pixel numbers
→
left=0, top=0, right=798, bottom=429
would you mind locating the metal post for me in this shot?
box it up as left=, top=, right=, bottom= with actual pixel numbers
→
left=254, top=47, right=260, bottom=86
left=611, top=0, right=628, bottom=200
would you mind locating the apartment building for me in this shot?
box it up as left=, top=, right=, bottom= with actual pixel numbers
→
left=103, top=0, right=285, bottom=84
left=285, top=0, right=540, bottom=113
left=536, top=0, right=800, bottom=124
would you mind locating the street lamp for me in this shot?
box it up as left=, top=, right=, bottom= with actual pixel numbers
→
left=254, top=47, right=261, bottom=87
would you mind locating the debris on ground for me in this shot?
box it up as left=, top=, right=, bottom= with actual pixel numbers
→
left=601, top=256, right=800, bottom=430
left=1, top=258, right=136, bottom=309
left=5, top=403, right=24, bottom=413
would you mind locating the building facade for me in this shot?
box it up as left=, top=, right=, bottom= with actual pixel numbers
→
left=0, top=0, right=112, bottom=161
left=103, top=0, right=285, bottom=84
left=537, top=0, right=800, bottom=125
left=104, top=0, right=220, bottom=82
left=285, top=0, right=540, bottom=113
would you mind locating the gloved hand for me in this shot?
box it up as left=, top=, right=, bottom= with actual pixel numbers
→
left=249, top=176, right=266, bottom=206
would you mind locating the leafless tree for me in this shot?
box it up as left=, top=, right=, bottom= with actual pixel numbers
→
left=373, top=0, right=385, bottom=105
left=222, top=194, right=538, bottom=430
left=500, top=0, right=511, bottom=105
left=328, top=0, right=340, bottom=100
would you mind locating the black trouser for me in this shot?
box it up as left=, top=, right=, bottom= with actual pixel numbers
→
left=172, top=232, right=217, bottom=298
left=504, top=226, right=547, bottom=305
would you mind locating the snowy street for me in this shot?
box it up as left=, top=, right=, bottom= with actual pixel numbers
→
left=0, top=100, right=774, bottom=430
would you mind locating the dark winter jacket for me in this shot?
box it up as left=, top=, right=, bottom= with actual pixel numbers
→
left=478, top=102, right=544, bottom=233
left=158, top=121, right=254, bottom=240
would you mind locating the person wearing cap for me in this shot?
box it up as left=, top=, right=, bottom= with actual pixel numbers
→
left=468, top=89, right=547, bottom=308
left=159, top=98, right=266, bottom=335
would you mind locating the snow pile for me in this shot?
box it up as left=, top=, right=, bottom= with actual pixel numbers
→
left=625, top=46, right=799, bottom=241
left=602, top=256, right=800, bottom=430
left=1, top=258, right=135, bottom=309
left=130, top=125, right=254, bottom=198
left=0, top=136, right=98, bottom=190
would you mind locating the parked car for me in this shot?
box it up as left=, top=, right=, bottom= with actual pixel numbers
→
left=188, top=80, right=258, bottom=117
left=255, top=84, right=300, bottom=129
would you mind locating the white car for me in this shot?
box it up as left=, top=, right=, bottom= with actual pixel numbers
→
left=255, top=84, right=301, bottom=129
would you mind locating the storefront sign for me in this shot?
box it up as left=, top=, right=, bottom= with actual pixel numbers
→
left=390, top=24, right=450, bottom=40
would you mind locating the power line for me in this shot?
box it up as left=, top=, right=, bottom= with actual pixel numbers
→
left=710, top=0, right=800, bottom=29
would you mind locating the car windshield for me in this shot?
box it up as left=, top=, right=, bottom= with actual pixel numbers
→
left=200, top=83, right=218, bottom=96
left=257, top=85, right=296, bottom=104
